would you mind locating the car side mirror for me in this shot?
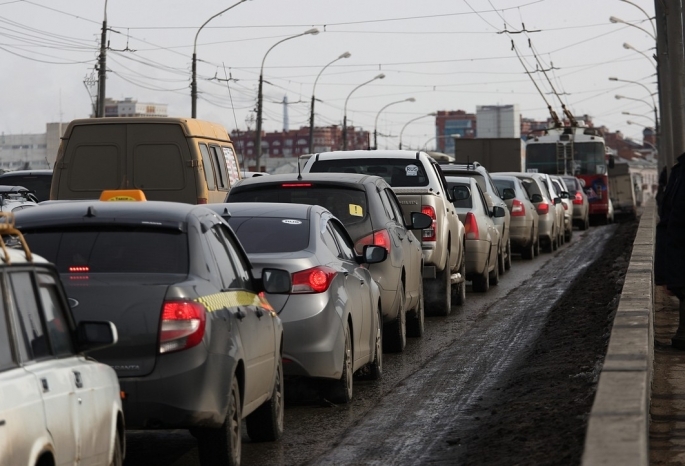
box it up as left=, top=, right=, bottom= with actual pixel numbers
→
left=553, top=197, right=562, bottom=205
left=77, top=321, right=118, bottom=353
left=451, top=185, right=471, bottom=202
left=492, top=206, right=506, bottom=218
left=410, top=212, right=433, bottom=230
left=261, top=268, right=292, bottom=294
left=559, top=191, right=570, bottom=199
left=531, top=193, right=543, bottom=203
left=362, top=245, right=388, bottom=264
left=501, top=188, right=516, bottom=200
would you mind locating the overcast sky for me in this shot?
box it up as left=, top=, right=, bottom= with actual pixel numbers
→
left=0, top=0, right=658, bottom=149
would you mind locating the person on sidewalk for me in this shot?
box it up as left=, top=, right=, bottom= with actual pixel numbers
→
left=655, top=153, right=685, bottom=348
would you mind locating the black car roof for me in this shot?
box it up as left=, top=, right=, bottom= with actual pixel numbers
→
left=232, top=172, right=382, bottom=191
left=13, top=200, right=208, bottom=227
left=208, top=202, right=315, bottom=220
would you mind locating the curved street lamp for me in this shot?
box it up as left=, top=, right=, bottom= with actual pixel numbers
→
left=342, top=73, right=385, bottom=150
left=399, top=113, right=437, bottom=150
left=255, top=28, right=319, bottom=171
left=610, top=77, right=659, bottom=135
left=622, top=42, right=657, bottom=69
left=308, top=51, right=351, bottom=154
left=615, top=93, right=658, bottom=129
left=610, top=15, right=656, bottom=40
left=373, top=97, right=415, bottom=150
left=616, top=0, right=656, bottom=37
left=192, top=0, right=248, bottom=118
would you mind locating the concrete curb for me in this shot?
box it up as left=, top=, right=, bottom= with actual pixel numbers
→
left=581, top=202, right=655, bottom=466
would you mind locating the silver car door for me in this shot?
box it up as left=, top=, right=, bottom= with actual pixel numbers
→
left=387, top=188, right=421, bottom=308
left=9, top=270, right=80, bottom=465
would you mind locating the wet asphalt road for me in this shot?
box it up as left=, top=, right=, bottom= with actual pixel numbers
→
left=124, top=224, right=616, bottom=466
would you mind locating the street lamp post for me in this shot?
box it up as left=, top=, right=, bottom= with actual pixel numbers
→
left=255, top=28, right=319, bottom=172
left=343, top=74, right=385, bottom=150
left=309, top=51, right=351, bottom=154
left=373, top=98, right=415, bottom=150
left=192, top=0, right=247, bottom=118
left=399, top=113, right=437, bottom=150
left=611, top=78, right=659, bottom=138
left=622, top=42, right=657, bottom=68
left=610, top=16, right=656, bottom=39
left=615, top=94, right=659, bottom=131
left=616, top=0, right=657, bottom=37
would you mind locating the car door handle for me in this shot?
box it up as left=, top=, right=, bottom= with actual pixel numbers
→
left=73, top=371, right=83, bottom=389
left=40, top=378, right=49, bottom=393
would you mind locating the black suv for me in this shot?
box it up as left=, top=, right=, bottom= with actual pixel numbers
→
left=14, top=200, right=291, bottom=465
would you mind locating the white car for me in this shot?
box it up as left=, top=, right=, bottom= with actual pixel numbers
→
left=0, top=220, right=124, bottom=466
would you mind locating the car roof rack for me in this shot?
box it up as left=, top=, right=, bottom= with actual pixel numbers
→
left=0, top=212, right=32, bottom=263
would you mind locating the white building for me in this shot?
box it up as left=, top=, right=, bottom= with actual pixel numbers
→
left=104, top=98, right=168, bottom=117
left=476, top=104, right=521, bottom=138
left=0, top=122, right=67, bottom=170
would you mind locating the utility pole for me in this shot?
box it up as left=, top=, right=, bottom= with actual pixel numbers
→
left=96, top=1, right=108, bottom=118
left=667, top=0, right=685, bottom=168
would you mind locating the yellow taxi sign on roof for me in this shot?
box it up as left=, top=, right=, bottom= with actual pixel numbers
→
left=99, top=189, right=147, bottom=202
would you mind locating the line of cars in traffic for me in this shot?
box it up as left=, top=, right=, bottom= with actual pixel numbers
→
left=0, top=141, right=593, bottom=466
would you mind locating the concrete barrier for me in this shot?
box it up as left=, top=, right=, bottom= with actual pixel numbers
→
left=582, top=202, right=655, bottom=466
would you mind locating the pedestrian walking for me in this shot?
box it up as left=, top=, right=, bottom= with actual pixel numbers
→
left=655, top=153, right=685, bottom=348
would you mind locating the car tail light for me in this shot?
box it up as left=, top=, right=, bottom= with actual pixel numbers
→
left=355, top=229, right=391, bottom=254
left=421, top=206, right=437, bottom=241
left=511, top=199, right=526, bottom=217
left=291, top=266, right=337, bottom=294
left=464, top=212, right=479, bottom=240
left=573, top=192, right=583, bottom=205
left=197, top=198, right=208, bottom=204
left=536, top=202, right=550, bottom=215
left=69, top=266, right=90, bottom=273
left=282, top=183, right=312, bottom=188
left=159, top=300, right=207, bottom=354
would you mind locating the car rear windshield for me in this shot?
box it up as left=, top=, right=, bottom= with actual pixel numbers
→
left=562, top=177, right=578, bottom=191
left=21, top=226, right=188, bottom=274
left=446, top=182, right=473, bottom=208
left=493, top=179, right=515, bottom=195
left=443, top=170, right=487, bottom=193
left=309, top=158, right=430, bottom=187
left=0, top=175, right=51, bottom=202
left=519, top=178, right=542, bottom=197
left=227, top=217, right=310, bottom=254
left=229, top=186, right=368, bottom=226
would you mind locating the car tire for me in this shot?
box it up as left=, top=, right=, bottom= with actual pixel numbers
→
left=565, top=227, right=572, bottom=242
left=522, top=236, right=535, bottom=260
left=246, top=358, right=284, bottom=442
left=489, top=250, right=500, bottom=286
left=110, top=430, right=123, bottom=466
left=534, top=237, right=540, bottom=256
left=504, top=238, right=512, bottom=271
left=580, top=215, right=589, bottom=231
left=325, top=324, right=353, bottom=404
left=367, top=304, right=383, bottom=379
left=197, top=378, right=242, bottom=466
left=552, top=231, right=558, bottom=251
left=383, top=281, right=406, bottom=352
left=472, top=257, right=490, bottom=293
left=452, top=253, right=466, bottom=306
left=407, top=278, right=424, bottom=338
left=426, top=251, right=451, bottom=316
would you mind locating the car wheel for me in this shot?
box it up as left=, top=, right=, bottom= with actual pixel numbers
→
left=522, top=235, right=535, bottom=260
left=407, top=278, right=425, bottom=338
left=246, top=357, right=284, bottom=442
left=197, top=378, right=242, bottom=466
left=552, top=231, right=558, bottom=251
left=452, top=253, right=466, bottom=306
left=383, top=281, right=406, bottom=352
left=534, top=237, right=540, bottom=256
left=504, top=238, right=512, bottom=271
left=580, top=215, right=588, bottom=231
left=472, top=257, right=490, bottom=293
left=325, top=324, right=353, bottom=404
left=426, top=251, right=451, bottom=316
left=110, top=429, right=123, bottom=466
left=489, top=250, right=500, bottom=286
left=565, top=227, right=572, bottom=242
left=367, top=304, right=383, bottom=379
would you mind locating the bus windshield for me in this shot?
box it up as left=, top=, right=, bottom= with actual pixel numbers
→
left=526, top=142, right=606, bottom=175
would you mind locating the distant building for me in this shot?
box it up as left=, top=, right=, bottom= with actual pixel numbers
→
left=476, top=105, right=520, bottom=138
left=435, top=110, right=476, bottom=154
left=104, top=98, right=168, bottom=118
left=0, top=122, right=67, bottom=170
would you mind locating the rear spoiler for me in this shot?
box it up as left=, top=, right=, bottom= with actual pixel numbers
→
left=392, top=187, right=439, bottom=195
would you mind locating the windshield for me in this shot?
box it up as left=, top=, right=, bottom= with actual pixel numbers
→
left=310, top=158, right=429, bottom=187
left=526, top=142, right=606, bottom=175
left=227, top=217, right=310, bottom=254
left=22, top=227, right=188, bottom=274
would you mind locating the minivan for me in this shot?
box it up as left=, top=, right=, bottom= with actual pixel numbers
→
left=50, top=117, right=241, bottom=204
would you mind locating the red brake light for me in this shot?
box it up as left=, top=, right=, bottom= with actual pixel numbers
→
left=511, top=199, right=525, bottom=217
left=354, top=229, right=391, bottom=254
left=536, top=202, right=550, bottom=215
left=572, top=192, right=583, bottom=205
left=282, top=183, right=312, bottom=188
left=159, top=301, right=206, bottom=354
left=464, top=212, right=479, bottom=240
left=197, top=198, right=208, bottom=204
left=291, top=266, right=337, bottom=294
left=69, top=266, right=89, bottom=273
left=421, top=206, right=437, bottom=241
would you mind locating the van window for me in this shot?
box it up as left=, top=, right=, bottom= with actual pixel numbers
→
left=69, top=145, right=120, bottom=191
left=222, top=146, right=240, bottom=187
left=133, top=144, right=185, bottom=190
left=199, top=144, right=216, bottom=190
left=211, top=146, right=228, bottom=189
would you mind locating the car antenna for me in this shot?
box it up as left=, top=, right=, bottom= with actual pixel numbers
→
left=297, top=157, right=303, bottom=181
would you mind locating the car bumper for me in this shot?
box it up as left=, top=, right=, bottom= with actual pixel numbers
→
left=509, top=218, right=533, bottom=247
left=538, top=215, right=554, bottom=241
left=465, top=239, right=489, bottom=277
